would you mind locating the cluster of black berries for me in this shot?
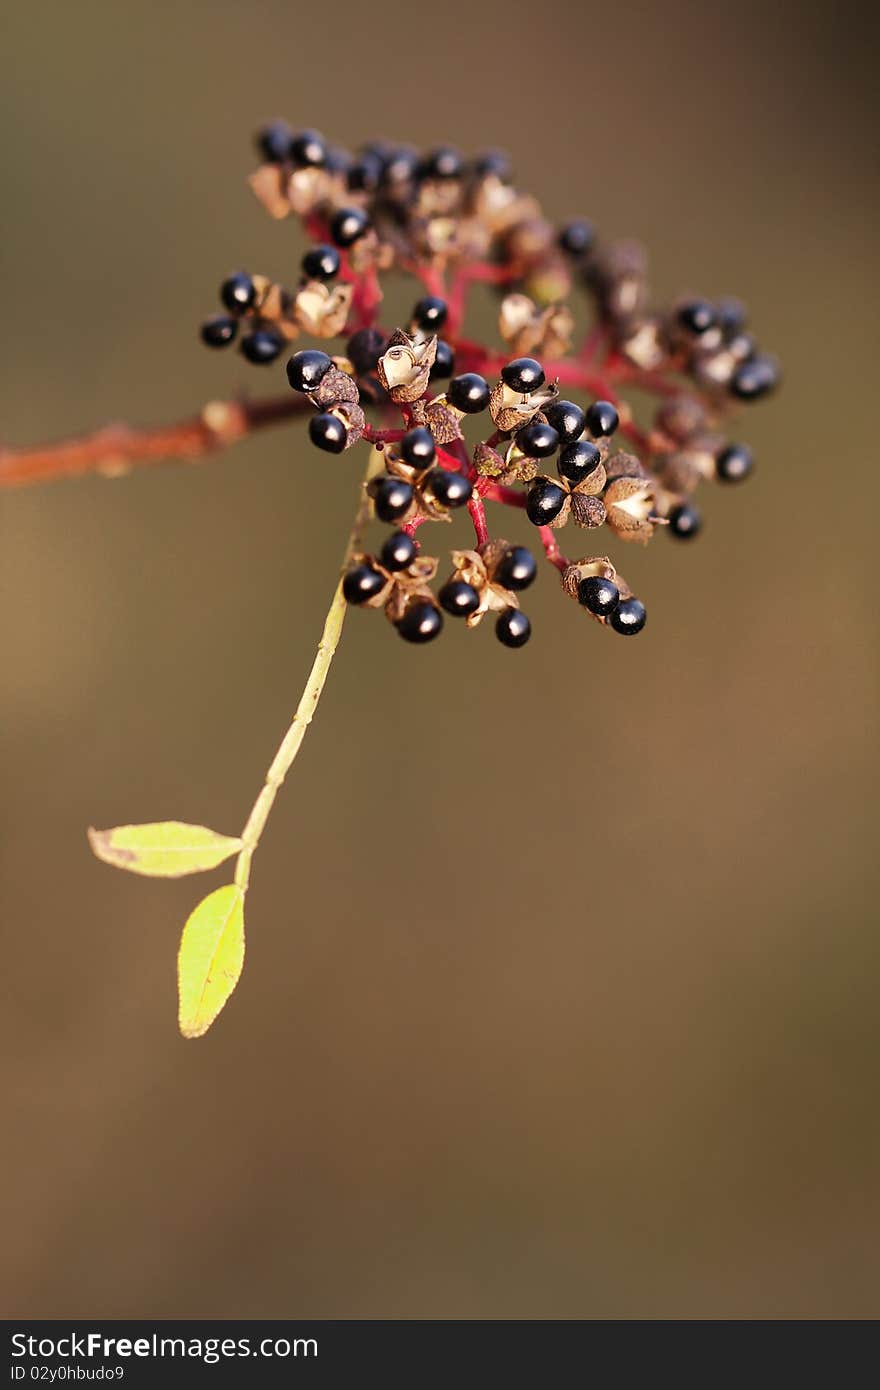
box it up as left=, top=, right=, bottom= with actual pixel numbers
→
left=341, top=519, right=536, bottom=648
left=570, top=241, right=780, bottom=407
left=198, top=123, right=780, bottom=650
left=201, top=272, right=286, bottom=364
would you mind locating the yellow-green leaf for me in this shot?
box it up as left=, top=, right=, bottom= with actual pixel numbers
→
left=88, top=821, right=243, bottom=877
left=177, top=883, right=245, bottom=1039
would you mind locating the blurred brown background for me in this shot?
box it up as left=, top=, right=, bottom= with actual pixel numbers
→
left=1, top=0, right=877, bottom=1319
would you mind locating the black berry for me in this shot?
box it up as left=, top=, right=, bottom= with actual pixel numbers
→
left=577, top=575, right=619, bottom=616
left=411, top=296, right=448, bottom=332
left=516, top=421, right=559, bottom=459
left=324, top=146, right=353, bottom=177
left=380, top=531, right=417, bottom=572
left=331, top=207, right=371, bottom=248
left=496, top=608, right=531, bottom=648
left=301, top=244, right=341, bottom=280
left=677, top=299, right=718, bottom=335
left=200, top=314, right=237, bottom=348
left=347, top=327, right=386, bottom=376
left=668, top=503, right=702, bottom=539
left=220, top=272, right=256, bottom=314
left=608, top=598, right=647, bottom=635
left=495, top=545, right=537, bottom=591
left=309, top=412, right=347, bottom=453
left=420, top=146, right=462, bottom=180
left=346, top=151, right=383, bottom=193
left=369, top=476, right=414, bottom=523
left=429, top=340, right=455, bottom=380
left=558, top=439, right=602, bottom=484
left=717, top=297, right=747, bottom=334
left=585, top=400, right=619, bottom=437
left=501, top=357, right=545, bottom=393
left=559, top=219, right=595, bottom=256
left=286, top=349, right=333, bottom=393
left=397, top=602, right=443, bottom=643
left=343, top=564, right=386, bottom=605
left=381, top=146, right=420, bottom=188
left=731, top=354, right=779, bottom=401
left=400, top=426, right=436, bottom=470
left=526, top=479, right=567, bottom=526
left=289, top=129, right=326, bottom=167
left=439, top=580, right=481, bottom=618
left=716, top=442, right=754, bottom=483
left=448, top=373, right=490, bottom=414
left=256, top=120, right=292, bottom=164
left=544, top=399, right=587, bottom=445
left=240, top=329, right=283, bottom=364
left=425, top=467, right=472, bottom=508
left=472, top=150, right=513, bottom=182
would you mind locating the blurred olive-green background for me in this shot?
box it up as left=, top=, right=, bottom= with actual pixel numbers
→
left=2, top=0, right=877, bottom=1319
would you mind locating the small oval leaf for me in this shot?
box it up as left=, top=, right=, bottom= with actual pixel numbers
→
left=88, top=822, right=243, bottom=878
left=177, top=884, right=245, bottom=1039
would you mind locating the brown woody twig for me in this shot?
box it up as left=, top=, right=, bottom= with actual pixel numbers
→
left=0, top=394, right=308, bottom=489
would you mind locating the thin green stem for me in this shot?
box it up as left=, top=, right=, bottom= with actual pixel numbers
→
left=233, top=455, right=377, bottom=893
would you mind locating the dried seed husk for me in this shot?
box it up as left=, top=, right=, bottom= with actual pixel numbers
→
left=294, top=281, right=353, bottom=338
left=604, top=476, right=656, bottom=542
left=570, top=494, right=606, bottom=528
left=248, top=165, right=292, bottom=219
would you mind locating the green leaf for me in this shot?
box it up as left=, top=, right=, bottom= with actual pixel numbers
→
left=177, top=884, right=245, bottom=1039
left=88, top=821, right=243, bottom=878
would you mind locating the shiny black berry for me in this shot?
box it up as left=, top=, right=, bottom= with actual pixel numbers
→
left=448, top=373, right=490, bottom=413
left=526, top=479, right=567, bottom=526
left=256, top=120, right=292, bottom=164
left=346, top=327, right=386, bottom=376
left=496, top=608, right=531, bottom=648
left=717, top=297, right=747, bottom=334
left=677, top=299, right=718, bottom=335
left=730, top=354, right=779, bottom=401
left=412, top=296, right=448, bottom=332
left=559, top=219, right=595, bottom=256
left=609, top=597, right=647, bottom=635
left=346, top=150, right=383, bottom=193
left=420, top=146, right=463, bottom=180
left=577, top=575, right=619, bottom=616
left=301, top=244, right=341, bottom=280
left=324, top=146, right=353, bottom=177
left=397, top=602, right=443, bottom=643
left=516, top=421, right=559, bottom=459
left=668, top=503, right=702, bottom=539
left=331, top=207, right=371, bottom=247
left=544, top=399, right=587, bottom=445
left=425, top=467, right=472, bottom=508
left=429, top=340, right=455, bottom=380
left=472, top=150, right=513, bottom=182
left=585, top=400, right=619, bottom=437
left=716, top=442, right=754, bottom=483
left=240, top=329, right=283, bottom=364
left=501, top=357, right=545, bottom=393
left=289, top=129, right=326, bottom=167
left=495, top=545, right=537, bottom=591
left=309, top=413, right=347, bottom=453
left=200, top=314, right=237, bottom=348
left=380, top=531, right=417, bottom=572
left=343, top=564, right=386, bottom=605
left=369, top=476, right=414, bottom=523
left=381, top=146, right=420, bottom=188
left=558, top=439, right=602, bottom=484
left=400, top=427, right=435, bottom=470
left=286, top=349, right=333, bottom=393
left=439, top=580, right=481, bottom=617
left=220, top=272, right=256, bottom=314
